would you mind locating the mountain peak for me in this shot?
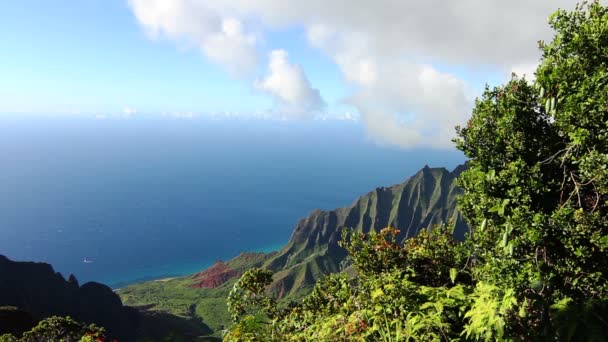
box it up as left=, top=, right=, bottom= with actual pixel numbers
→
left=261, top=163, right=469, bottom=297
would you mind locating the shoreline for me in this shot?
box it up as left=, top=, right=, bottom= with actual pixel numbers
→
left=109, top=243, right=285, bottom=290
left=154, top=276, right=179, bottom=282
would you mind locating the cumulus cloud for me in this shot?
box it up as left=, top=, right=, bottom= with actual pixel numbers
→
left=128, top=0, right=257, bottom=76
left=128, top=0, right=584, bottom=148
left=347, top=62, right=473, bottom=148
left=208, top=0, right=578, bottom=66
left=254, top=50, right=325, bottom=118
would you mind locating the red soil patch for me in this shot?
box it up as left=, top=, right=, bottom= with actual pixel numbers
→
left=190, top=261, right=240, bottom=288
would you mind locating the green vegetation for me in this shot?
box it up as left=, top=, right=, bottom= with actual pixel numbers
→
left=0, top=255, right=219, bottom=341
left=225, top=225, right=472, bottom=341
left=454, top=1, right=608, bottom=338
left=0, top=316, right=105, bottom=342
left=225, top=2, right=608, bottom=340
left=120, top=275, right=232, bottom=333
left=118, top=252, right=271, bottom=336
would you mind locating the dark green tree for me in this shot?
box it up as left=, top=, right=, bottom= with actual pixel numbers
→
left=455, top=1, right=608, bottom=339
left=0, top=316, right=105, bottom=342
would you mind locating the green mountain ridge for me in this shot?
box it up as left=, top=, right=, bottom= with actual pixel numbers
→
left=262, top=164, right=469, bottom=298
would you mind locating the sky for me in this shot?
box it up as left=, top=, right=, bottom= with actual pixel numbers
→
left=0, top=0, right=584, bottom=148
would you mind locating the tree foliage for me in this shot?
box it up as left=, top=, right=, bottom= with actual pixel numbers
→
left=0, top=316, right=106, bottom=342
left=455, top=1, right=608, bottom=339
left=225, top=225, right=474, bottom=341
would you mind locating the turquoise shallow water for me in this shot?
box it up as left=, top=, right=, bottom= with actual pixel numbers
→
left=0, top=116, right=465, bottom=288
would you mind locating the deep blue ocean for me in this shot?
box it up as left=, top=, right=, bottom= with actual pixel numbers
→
left=0, top=116, right=465, bottom=288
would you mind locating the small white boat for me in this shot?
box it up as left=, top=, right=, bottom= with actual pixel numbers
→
left=83, top=258, right=94, bottom=264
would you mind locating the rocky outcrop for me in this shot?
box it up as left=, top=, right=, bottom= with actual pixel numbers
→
left=190, top=252, right=273, bottom=289
left=190, top=261, right=239, bottom=288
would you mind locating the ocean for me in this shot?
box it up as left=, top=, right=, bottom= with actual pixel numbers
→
left=0, top=116, right=465, bottom=288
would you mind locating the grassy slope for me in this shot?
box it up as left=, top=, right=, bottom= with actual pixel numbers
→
left=118, top=252, right=271, bottom=334
left=120, top=276, right=233, bottom=333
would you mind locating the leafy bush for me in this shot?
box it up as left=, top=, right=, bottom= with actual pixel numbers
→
left=1, top=316, right=106, bottom=342
left=455, top=1, right=608, bottom=339
left=225, top=225, right=473, bottom=341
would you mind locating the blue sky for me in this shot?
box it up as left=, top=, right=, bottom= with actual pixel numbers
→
left=1, top=0, right=266, bottom=114
left=0, top=0, right=352, bottom=115
left=0, top=0, right=576, bottom=148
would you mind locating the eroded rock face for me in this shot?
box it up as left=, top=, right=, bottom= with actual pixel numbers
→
left=190, top=261, right=239, bottom=288
left=189, top=252, right=272, bottom=289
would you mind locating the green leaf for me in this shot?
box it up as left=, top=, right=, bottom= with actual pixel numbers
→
left=371, top=288, right=384, bottom=300
left=450, top=268, right=458, bottom=284
left=487, top=169, right=496, bottom=180
left=531, top=279, right=543, bottom=292
left=500, top=231, right=508, bottom=248
left=479, top=218, right=487, bottom=231
left=499, top=223, right=512, bottom=248
left=489, top=203, right=502, bottom=213
left=518, top=304, right=527, bottom=318
left=550, top=297, right=573, bottom=311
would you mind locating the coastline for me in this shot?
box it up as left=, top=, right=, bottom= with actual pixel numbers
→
left=108, top=242, right=285, bottom=290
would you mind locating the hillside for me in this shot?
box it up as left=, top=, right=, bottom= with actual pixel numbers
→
left=0, top=255, right=139, bottom=340
left=0, top=255, right=215, bottom=341
left=119, top=252, right=272, bottom=334
left=119, top=164, right=468, bottom=333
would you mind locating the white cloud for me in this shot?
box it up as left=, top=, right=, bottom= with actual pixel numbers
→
left=201, top=18, right=258, bottom=76
left=128, top=0, right=584, bottom=148
left=511, top=62, right=539, bottom=82
left=254, top=50, right=325, bottom=119
left=208, top=0, right=578, bottom=67
left=348, top=62, right=473, bottom=148
left=335, top=111, right=357, bottom=121
left=306, top=24, right=333, bottom=48
left=128, top=0, right=257, bottom=76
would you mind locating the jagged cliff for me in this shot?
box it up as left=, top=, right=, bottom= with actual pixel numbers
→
left=189, top=252, right=272, bottom=289
left=262, top=164, right=469, bottom=297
